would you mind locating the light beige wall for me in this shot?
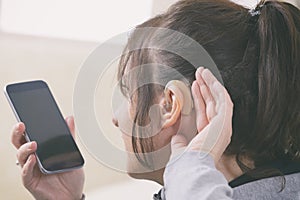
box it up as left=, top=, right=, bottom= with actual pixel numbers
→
left=152, top=0, right=178, bottom=15
left=289, top=0, right=300, bottom=7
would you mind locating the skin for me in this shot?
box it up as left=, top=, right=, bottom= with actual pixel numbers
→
left=11, top=117, right=84, bottom=200
left=11, top=67, right=235, bottom=199
left=114, top=67, right=237, bottom=184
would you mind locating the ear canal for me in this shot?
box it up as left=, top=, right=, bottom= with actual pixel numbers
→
left=165, top=80, right=193, bottom=115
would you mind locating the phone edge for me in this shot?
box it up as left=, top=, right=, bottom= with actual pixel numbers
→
left=3, top=83, right=84, bottom=175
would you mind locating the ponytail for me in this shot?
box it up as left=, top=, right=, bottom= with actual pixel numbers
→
left=253, top=0, right=300, bottom=165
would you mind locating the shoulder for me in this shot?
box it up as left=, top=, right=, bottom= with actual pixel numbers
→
left=233, top=172, right=300, bottom=200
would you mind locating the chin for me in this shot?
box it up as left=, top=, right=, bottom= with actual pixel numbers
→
left=127, top=171, right=146, bottom=179
left=127, top=159, right=165, bottom=185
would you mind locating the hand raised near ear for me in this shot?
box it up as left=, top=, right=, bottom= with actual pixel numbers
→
left=171, top=67, right=234, bottom=164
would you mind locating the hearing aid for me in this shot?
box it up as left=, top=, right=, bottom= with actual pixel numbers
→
left=165, top=80, right=193, bottom=115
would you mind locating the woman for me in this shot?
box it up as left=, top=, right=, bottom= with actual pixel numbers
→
left=11, top=0, right=300, bottom=199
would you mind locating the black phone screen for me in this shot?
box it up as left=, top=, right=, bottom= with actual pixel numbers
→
left=6, top=81, right=84, bottom=173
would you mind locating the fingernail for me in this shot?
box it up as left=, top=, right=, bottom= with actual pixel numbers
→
left=16, top=123, right=25, bottom=131
left=30, top=141, right=36, bottom=149
left=198, top=66, right=205, bottom=72
left=197, top=67, right=202, bottom=74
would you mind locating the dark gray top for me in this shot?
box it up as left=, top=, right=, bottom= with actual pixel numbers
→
left=156, top=152, right=300, bottom=200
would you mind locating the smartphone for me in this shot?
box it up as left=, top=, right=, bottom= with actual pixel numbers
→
left=4, top=80, right=84, bottom=174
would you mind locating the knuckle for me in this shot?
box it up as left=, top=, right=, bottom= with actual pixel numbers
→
left=17, top=145, right=28, bottom=158
left=16, top=150, right=23, bottom=160
left=21, top=168, right=27, bottom=178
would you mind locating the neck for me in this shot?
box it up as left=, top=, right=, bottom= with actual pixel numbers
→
left=216, top=154, right=254, bottom=182
left=136, top=154, right=253, bottom=186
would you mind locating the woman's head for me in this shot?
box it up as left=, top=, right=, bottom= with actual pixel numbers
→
left=115, top=0, right=300, bottom=178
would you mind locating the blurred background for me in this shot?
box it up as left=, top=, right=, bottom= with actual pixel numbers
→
left=0, top=0, right=298, bottom=199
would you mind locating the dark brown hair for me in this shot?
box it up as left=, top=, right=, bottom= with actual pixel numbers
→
left=118, top=0, right=300, bottom=174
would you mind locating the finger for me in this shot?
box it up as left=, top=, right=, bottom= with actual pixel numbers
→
left=201, top=69, right=226, bottom=105
left=191, top=99, right=233, bottom=163
left=22, top=154, right=37, bottom=189
left=170, top=134, right=188, bottom=161
left=16, top=141, right=37, bottom=167
left=171, top=134, right=188, bottom=151
left=66, top=116, right=75, bottom=139
left=195, top=67, right=205, bottom=84
left=191, top=81, right=208, bottom=132
left=201, top=69, right=233, bottom=120
left=197, top=70, right=216, bottom=121
left=11, top=123, right=27, bottom=149
left=213, top=93, right=234, bottom=140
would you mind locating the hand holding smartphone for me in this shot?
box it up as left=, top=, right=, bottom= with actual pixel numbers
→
left=5, top=80, right=85, bottom=174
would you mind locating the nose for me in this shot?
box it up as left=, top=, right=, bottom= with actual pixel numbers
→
left=112, top=117, right=119, bottom=127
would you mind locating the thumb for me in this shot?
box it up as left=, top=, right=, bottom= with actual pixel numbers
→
left=169, top=134, right=188, bottom=161
left=66, top=116, right=76, bottom=139
left=171, top=134, right=188, bottom=151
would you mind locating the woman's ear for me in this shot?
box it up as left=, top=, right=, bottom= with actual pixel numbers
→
left=160, top=88, right=182, bottom=129
left=160, top=80, right=193, bottom=128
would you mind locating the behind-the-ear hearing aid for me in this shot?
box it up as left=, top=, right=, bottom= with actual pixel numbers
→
left=165, top=80, right=193, bottom=115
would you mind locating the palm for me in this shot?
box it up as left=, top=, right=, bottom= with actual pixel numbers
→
left=27, top=166, right=84, bottom=200
left=12, top=117, right=85, bottom=200
left=171, top=68, right=233, bottom=164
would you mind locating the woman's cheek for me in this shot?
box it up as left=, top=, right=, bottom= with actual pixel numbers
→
left=121, top=132, right=134, bottom=153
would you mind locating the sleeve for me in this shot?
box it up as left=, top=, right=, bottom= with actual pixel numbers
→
left=162, top=151, right=233, bottom=200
